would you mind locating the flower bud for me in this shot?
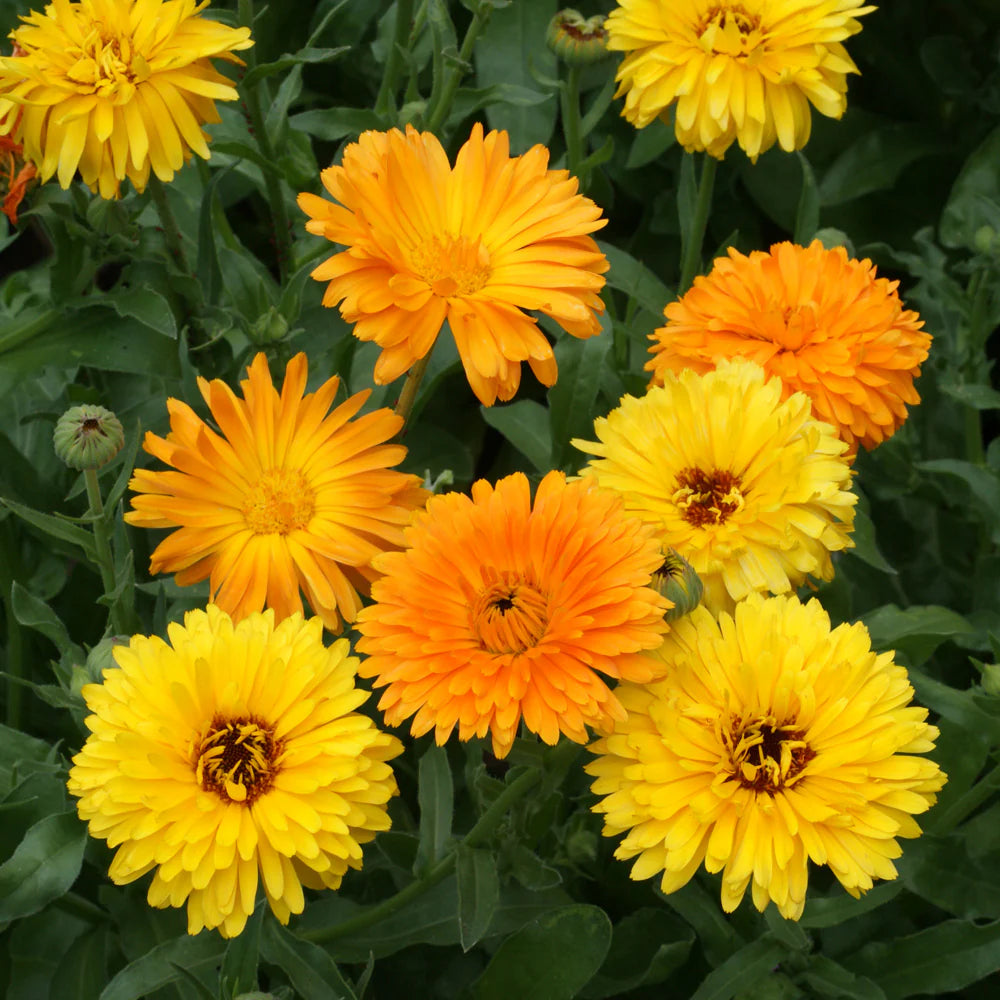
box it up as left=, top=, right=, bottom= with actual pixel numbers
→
left=53, top=404, right=124, bottom=470
left=653, top=549, right=704, bottom=622
left=546, top=9, right=610, bottom=66
left=248, top=305, right=290, bottom=345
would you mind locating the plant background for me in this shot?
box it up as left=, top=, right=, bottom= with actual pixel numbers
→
left=2, top=1, right=1000, bottom=998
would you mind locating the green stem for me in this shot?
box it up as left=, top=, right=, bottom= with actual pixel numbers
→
left=147, top=175, right=192, bottom=278
left=394, top=348, right=435, bottom=428
left=424, top=4, right=493, bottom=134
left=375, top=0, right=415, bottom=116
left=84, top=468, right=121, bottom=634
left=561, top=66, right=585, bottom=186
left=238, top=0, right=292, bottom=280
left=301, top=766, right=541, bottom=945
left=678, top=154, right=718, bottom=294
left=52, top=890, right=111, bottom=926
left=0, top=521, right=24, bottom=728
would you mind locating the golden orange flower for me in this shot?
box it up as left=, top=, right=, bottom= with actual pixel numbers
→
left=126, top=352, right=427, bottom=632
left=0, top=133, right=35, bottom=224
left=606, top=0, right=874, bottom=159
left=647, top=241, right=931, bottom=451
left=355, top=471, right=672, bottom=759
left=298, top=123, right=609, bottom=406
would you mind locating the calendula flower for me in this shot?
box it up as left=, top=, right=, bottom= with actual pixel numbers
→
left=0, top=0, right=253, bottom=198
left=0, top=133, right=36, bottom=224
left=648, top=241, right=931, bottom=451
left=606, top=0, right=874, bottom=158
left=126, top=352, right=427, bottom=632
left=355, top=471, right=671, bottom=759
left=68, top=606, right=402, bottom=937
left=574, top=358, right=856, bottom=613
left=587, top=594, right=946, bottom=920
left=298, top=123, right=609, bottom=406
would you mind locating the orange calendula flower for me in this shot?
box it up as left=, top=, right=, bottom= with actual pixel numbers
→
left=0, top=134, right=36, bottom=224
left=298, top=123, right=609, bottom=406
left=588, top=594, right=946, bottom=920
left=647, top=241, right=931, bottom=452
left=126, top=352, right=427, bottom=632
left=0, top=0, right=253, bottom=198
left=355, top=471, right=672, bottom=759
left=606, top=0, right=874, bottom=159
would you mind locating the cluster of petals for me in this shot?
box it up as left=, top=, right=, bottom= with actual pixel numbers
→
left=67, top=605, right=403, bottom=937
left=0, top=0, right=253, bottom=197
left=605, top=0, right=874, bottom=158
left=127, top=352, right=427, bottom=632
left=587, top=593, right=946, bottom=920
left=574, top=357, right=856, bottom=613
left=355, top=470, right=672, bottom=759
left=0, top=134, right=36, bottom=223
left=647, top=241, right=931, bottom=452
left=298, top=123, right=609, bottom=406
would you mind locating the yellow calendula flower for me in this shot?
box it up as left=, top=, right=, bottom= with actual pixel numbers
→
left=68, top=606, right=403, bottom=937
left=574, top=358, right=856, bottom=614
left=0, top=0, right=253, bottom=198
left=605, top=0, right=874, bottom=159
left=588, top=593, right=946, bottom=920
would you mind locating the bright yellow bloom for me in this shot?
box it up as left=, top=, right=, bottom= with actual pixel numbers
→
left=574, top=358, right=856, bottom=613
left=68, top=606, right=403, bottom=937
left=606, top=0, right=874, bottom=158
left=648, top=240, right=931, bottom=452
left=355, top=471, right=672, bottom=759
left=298, top=123, right=609, bottom=406
left=0, top=0, right=253, bottom=198
left=587, top=594, right=946, bottom=920
left=126, top=352, right=427, bottom=632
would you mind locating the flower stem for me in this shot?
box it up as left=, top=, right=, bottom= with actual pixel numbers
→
left=375, top=0, right=415, bottom=116
left=424, top=3, right=494, bottom=134
left=147, top=174, right=192, bottom=277
left=84, top=467, right=122, bottom=634
left=561, top=65, right=585, bottom=187
left=394, top=349, right=435, bottom=428
left=0, top=521, right=24, bottom=728
left=678, top=153, right=718, bottom=295
left=238, top=0, right=293, bottom=281
left=301, top=765, right=541, bottom=945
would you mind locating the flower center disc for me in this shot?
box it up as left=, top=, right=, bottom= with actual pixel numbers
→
left=674, top=467, right=744, bottom=527
left=242, top=468, right=316, bottom=535
left=410, top=234, right=492, bottom=297
left=698, top=4, right=764, bottom=58
left=472, top=572, right=549, bottom=654
left=66, top=26, right=151, bottom=98
left=725, top=716, right=814, bottom=793
left=195, top=715, right=280, bottom=804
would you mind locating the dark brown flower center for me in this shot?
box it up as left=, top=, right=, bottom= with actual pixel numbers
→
left=724, top=716, right=814, bottom=793
left=471, top=571, right=549, bottom=654
left=674, top=467, right=744, bottom=527
left=195, top=715, right=281, bottom=804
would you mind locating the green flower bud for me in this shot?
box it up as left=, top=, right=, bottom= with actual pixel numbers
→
left=974, top=225, right=997, bottom=254
left=248, top=305, right=290, bottom=345
left=53, top=404, right=124, bottom=470
left=653, top=549, right=704, bottom=622
left=546, top=9, right=610, bottom=66
left=972, top=657, right=1000, bottom=696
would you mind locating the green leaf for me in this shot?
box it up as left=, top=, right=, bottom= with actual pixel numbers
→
left=898, top=833, right=1000, bottom=919
left=260, top=919, right=359, bottom=1000
left=846, top=919, right=1000, bottom=999
left=689, top=936, right=786, bottom=1000
left=449, top=83, right=553, bottom=126
left=793, top=153, right=820, bottom=245
left=415, top=744, right=454, bottom=872
left=481, top=399, right=552, bottom=473
left=847, top=506, right=897, bottom=575
left=626, top=119, right=676, bottom=170
left=474, top=904, right=612, bottom=1000
left=798, top=955, right=887, bottom=1000
left=0, top=723, right=55, bottom=792
left=862, top=604, right=975, bottom=665
left=918, top=459, right=1000, bottom=542
left=939, top=381, right=1000, bottom=410
left=221, top=905, right=264, bottom=996
left=0, top=498, right=97, bottom=561
left=99, top=933, right=226, bottom=1000
left=456, top=844, right=500, bottom=952
left=48, top=928, right=110, bottom=1000
left=474, top=0, right=558, bottom=150
left=10, top=581, right=80, bottom=657
left=242, top=45, right=349, bottom=87
left=599, top=240, right=674, bottom=318
left=290, top=107, right=388, bottom=141
left=0, top=811, right=87, bottom=922
left=105, top=287, right=177, bottom=338
left=657, top=880, right=744, bottom=965
left=799, top=881, right=903, bottom=930
left=940, top=124, right=1000, bottom=250
left=548, top=323, right=612, bottom=470
left=905, top=669, right=1000, bottom=743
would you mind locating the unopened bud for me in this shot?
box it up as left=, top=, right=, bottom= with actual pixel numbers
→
left=53, top=404, right=124, bottom=470
left=653, top=549, right=703, bottom=622
left=546, top=10, right=610, bottom=66
left=248, top=305, right=289, bottom=345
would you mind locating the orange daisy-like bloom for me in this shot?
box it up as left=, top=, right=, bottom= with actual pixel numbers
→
left=647, top=241, right=931, bottom=451
left=0, top=133, right=36, bottom=224
left=298, top=123, right=609, bottom=406
left=126, top=352, right=427, bottom=632
left=606, top=0, right=874, bottom=159
left=355, top=471, right=672, bottom=759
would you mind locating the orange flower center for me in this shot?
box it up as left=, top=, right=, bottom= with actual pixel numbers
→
left=698, top=4, right=764, bottom=58
left=194, top=715, right=280, bottom=804
left=410, top=233, right=492, bottom=297
left=472, top=572, right=549, bottom=654
left=64, top=25, right=151, bottom=98
left=750, top=302, right=819, bottom=351
left=242, top=468, right=316, bottom=535
left=674, top=468, right=744, bottom=526
left=723, top=715, right=814, bottom=793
